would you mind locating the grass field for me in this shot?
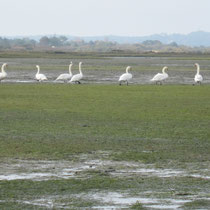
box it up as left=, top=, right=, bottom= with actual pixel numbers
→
left=0, top=83, right=210, bottom=209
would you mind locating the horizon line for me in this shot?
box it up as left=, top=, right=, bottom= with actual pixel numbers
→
left=0, top=30, right=209, bottom=38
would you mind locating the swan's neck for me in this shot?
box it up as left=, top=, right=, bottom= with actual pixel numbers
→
left=162, top=67, right=167, bottom=74
left=69, top=64, right=72, bottom=75
left=36, top=66, right=40, bottom=74
left=126, top=67, right=129, bottom=73
left=1, top=64, right=6, bottom=73
left=79, top=63, right=83, bottom=75
left=196, top=65, right=200, bottom=74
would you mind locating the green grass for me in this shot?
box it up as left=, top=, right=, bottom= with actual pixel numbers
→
left=0, top=83, right=210, bottom=209
left=0, top=175, right=209, bottom=208
left=0, top=84, right=209, bottom=163
left=182, top=199, right=210, bottom=209
left=1, top=50, right=210, bottom=59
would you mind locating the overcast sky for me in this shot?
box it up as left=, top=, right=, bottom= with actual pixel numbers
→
left=1, top=0, right=210, bottom=36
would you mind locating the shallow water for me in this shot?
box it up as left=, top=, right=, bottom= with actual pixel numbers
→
left=0, top=157, right=209, bottom=181
left=1, top=57, right=210, bottom=85
left=1, top=154, right=209, bottom=209
left=77, top=191, right=204, bottom=209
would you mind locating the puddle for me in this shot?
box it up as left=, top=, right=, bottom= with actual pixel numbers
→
left=20, top=199, right=54, bottom=208
left=0, top=159, right=97, bottom=181
left=147, top=204, right=181, bottom=209
left=83, top=191, right=192, bottom=209
left=114, top=168, right=184, bottom=178
left=0, top=156, right=209, bottom=181
left=189, top=174, right=210, bottom=180
left=17, top=192, right=192, bottom=209
left=0, top=173, right=54, bottom=181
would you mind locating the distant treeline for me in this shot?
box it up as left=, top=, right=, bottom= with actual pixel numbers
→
left=0, top=36, right=209, bottom=53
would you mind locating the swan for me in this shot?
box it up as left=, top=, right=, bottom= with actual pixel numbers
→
left=35, top=65, right=47, bottom=82
left=194, top=63, right=203, bottom=85
left=151, top=66, right=168, bottom=85
left=0, top=63, right=8, bottom=82
left=56, top=62, right=73, bottom=82
left=119, top=66, right=132, bottom=85
left=69, top=62, right=83, bottom=84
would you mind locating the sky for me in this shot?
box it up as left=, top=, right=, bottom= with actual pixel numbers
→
left=1, top=0, right=210, bottom=37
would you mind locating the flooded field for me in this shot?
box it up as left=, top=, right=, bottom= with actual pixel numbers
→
left=1, top=56, right=210, bottom=84
left=0, top=152, right=210, bottom=209
left=0, top=54, right=210, bottom=209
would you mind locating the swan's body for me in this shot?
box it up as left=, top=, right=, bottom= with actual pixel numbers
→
left=119, top=66, right=132, bottom=85
left=151, top=66, right=168, bottom=85
left=0, top=63, right=8, bottom=81
left=69, top=62, right=83, bottom=84
left=56, top=62, right=73, bottom=82
left=35, top=65, right=47, bottom=82
left=194, top=63, right=203, bottom=85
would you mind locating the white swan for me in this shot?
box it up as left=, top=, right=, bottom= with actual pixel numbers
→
left=69, top=62, right=83, bottom=84
left=35, top=65, right=47, bottom=82
left=0, top=63, right=8, bottom=82
left=119, top=66, right=132, bottom=85
left=194, top=63, right=203, bottom=85
left=151, top=66, right=168, bottom=85
left=56, top=62, right=73, bottom=82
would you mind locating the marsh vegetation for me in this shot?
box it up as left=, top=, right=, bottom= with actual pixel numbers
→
left=0, top=52, right=209, bottom=209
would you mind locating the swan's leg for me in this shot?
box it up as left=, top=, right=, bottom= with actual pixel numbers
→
left=78, top=81, right=81, bottom=84
left=119, top=81, right=122, bottom=86
left=126, top=81, right=128, bottom=86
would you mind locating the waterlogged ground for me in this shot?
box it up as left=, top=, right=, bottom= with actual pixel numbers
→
left=0, top=152, right=210, bottom=209
left=1, top=56, right=210, bottom=84
left=1, top=153, right=210, bottom=181
left=0, top=54, right=210, bottom=209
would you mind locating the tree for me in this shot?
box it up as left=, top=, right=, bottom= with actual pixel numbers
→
left=39, top=36, right=50, bottom=47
